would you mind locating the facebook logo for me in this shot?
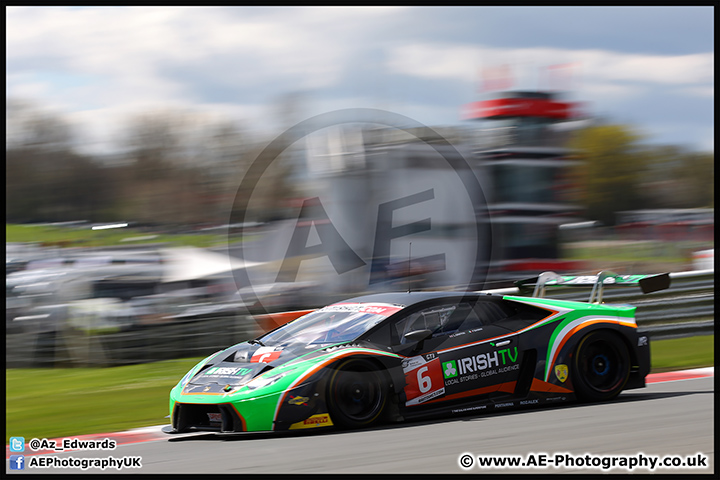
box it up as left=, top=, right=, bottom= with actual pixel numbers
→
left=9, top=455, right=25, bottom=470
left=9, top=436, right=25, bottom=452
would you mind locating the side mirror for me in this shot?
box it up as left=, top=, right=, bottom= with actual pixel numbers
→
left=404, top=329, right=433, bottom=353
left=403, top=329, right=433, bottom=343
left=391, top=329, right=434, bottom=354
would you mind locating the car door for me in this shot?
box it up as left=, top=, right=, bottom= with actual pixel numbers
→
left=388, top=298, right=524, bottom=409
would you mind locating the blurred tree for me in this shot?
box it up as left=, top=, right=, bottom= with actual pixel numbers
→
left=568, top=124, right=648, bottom=226
left=124, top=111, right=186, bottom=181
left=120, top=110, right=252, bottom=226
left=6, top=148, right=44, bottom=222
left=638, top=145, right=687, bottom=208
left=202, top=119, right=251, bottom=223
left=635, top=145, right=714, bottom=209
left=671, top=151, right=714, bottom=208
left=6, top=100, right=120, bottom=223
left=234, top=141, right=299, bottom=225
left=6, top=99, right=73, bottom=152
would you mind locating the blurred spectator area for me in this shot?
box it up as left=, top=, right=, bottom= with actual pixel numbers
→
left=5, top=244, right=267, bottom=367
left=615, top=209, right=714, bottom=242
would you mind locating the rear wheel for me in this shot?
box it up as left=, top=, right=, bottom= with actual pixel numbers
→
left=326, top=359, right=388, bottom=428
left=572, top=330, right=630, bottom=401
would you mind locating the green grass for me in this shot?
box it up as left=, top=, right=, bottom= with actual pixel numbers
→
left=648, top=334, right=714, bottom=373
left=5, top=336, right=713, bottom=442
left=562, top=240, right=713, bottom=267
left=6, top=224, right=226, bottom=248
left=563, top=242, right=685, bottom=264
left=6, top=357, right=204, bottom=441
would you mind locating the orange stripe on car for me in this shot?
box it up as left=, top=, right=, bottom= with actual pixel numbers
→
left=530, top=378, right=572, bottom=393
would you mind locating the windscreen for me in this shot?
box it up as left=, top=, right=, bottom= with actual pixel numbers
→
left=258, top=303, right=402, bottom=346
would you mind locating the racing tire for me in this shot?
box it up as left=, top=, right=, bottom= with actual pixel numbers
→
left=326, top=358, right=388, bottom=429
left=572, top=330, right=630, bottom=402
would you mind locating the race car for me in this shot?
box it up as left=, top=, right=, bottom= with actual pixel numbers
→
left=167, top=271, right=669, bottom=433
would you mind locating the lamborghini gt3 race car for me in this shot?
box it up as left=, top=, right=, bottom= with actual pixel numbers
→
left=168, top=271, right=669, bottom=433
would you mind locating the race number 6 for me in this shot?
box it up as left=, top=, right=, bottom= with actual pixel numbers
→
left=403, top=357, right=444, bottom=406
left=418, top=366, right=432, bottom=393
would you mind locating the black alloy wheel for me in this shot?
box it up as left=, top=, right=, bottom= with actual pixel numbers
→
left=572, top=330, right=631, bottom=401
left=327, top=359, right=388, bottom=428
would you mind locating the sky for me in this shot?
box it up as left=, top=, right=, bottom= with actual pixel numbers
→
left=6, top=6, right=715, bottom=155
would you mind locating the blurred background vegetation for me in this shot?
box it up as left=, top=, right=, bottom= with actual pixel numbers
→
left=568, top=123, right=713, bottom=227
left=6, top=99, right=294, bottom=228
left=6, top=98, right=713, bottom=230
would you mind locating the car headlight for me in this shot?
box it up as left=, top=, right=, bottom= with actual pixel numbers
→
left=245, top=366, right=299, bottom=391
left=178, top=351, right=221, bottom=388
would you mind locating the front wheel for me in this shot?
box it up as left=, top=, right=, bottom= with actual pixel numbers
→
left=326, top=359, right=388, bottom=428
left=572, top=330, right=630, bottom=401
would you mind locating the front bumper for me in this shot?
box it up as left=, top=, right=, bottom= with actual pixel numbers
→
left=171, top=402, right=251, bottom=433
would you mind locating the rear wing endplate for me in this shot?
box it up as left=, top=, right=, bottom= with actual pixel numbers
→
left=515, top=271, right=671, bottom=303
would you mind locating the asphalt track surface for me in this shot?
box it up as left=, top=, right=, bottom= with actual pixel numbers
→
left=7, top=369, right=714, bottom=474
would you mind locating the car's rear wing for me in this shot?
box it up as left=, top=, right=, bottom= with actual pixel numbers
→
left=515, top=271, right=671, bottom=303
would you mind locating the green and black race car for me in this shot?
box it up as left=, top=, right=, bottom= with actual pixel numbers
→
left=167, top=271, right=669, bottom=433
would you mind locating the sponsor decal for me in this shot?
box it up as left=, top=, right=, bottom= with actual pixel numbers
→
left=288, top=395, right=309, bottom=406
left=319, top=303, right=402, bottom=316
left=544, top=396, right=567, bottom=402
left=204, top=366, right=252, bottom=376
left=520, top=399, right=539, bottom=405
left=443, top=360, right=458, bottom=379
left=555, top=364, right=568, bottom=383
left=455, top=347, right=518, bottom=376
left=289, top=413, right=334, bottom=430
left=548, top=274, right=648, bottom=286
left=444, top=348, right=521, bottom=385
left=494, top=402, right=514, bottom=408
left=250, top=347, right=282, bottom=363
left=452, top=404, right=487, bottom=414
left=638, top=336, right=648, bottom=347
left=498, top=364, right=520, bottom=373
left=207, top=412, right=222, bottom=423
left=403, top=355, right=445, bottom=406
